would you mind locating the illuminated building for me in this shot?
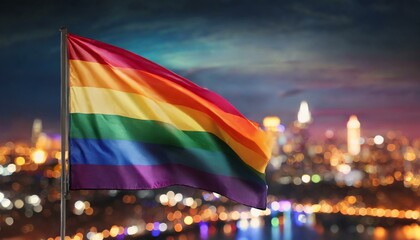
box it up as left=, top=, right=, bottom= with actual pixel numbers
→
left=347, top=115, right=361, bottom=156
left=297, top=101, right=312, bottom=126
left=29, top=118, right=61, bottom=151
left=263, top=116, right=281, bottom=132
left=263, top=116, right=281, bottom=157
left=31, top=119, right=42, bottom=146
left=291, top=101, right=312, bottom=155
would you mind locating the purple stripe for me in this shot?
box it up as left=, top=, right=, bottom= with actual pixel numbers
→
left=71, top=164, right=267, bottom=209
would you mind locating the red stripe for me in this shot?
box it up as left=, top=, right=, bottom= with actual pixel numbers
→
left=67, top=33, right=244, bottom=117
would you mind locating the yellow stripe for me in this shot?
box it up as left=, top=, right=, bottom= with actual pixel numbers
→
left=70, top=86, right=268, bottom=173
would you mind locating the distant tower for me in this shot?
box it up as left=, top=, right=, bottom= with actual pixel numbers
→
left=294, top=101, right=311, bottom=155
left=347, top=115, right=361, bottom=155
left=297, top=101, right=312, bottom=125
left=31, top=119, right=42, bottom=146
left=263, top=116, right=281, bottom=157
left=263, top=116, right=281, bottom=132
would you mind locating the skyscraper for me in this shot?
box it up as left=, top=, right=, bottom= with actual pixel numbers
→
left=263, top=116, right=281, bottom=157
left=297, top=101, right=312, bottom=126
left=347, top=115, right=361, bottom=155
left=31, top=119, right=42, bottom=146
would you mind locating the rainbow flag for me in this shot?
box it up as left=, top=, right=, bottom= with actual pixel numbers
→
left=68, top=34, right=271, bottom=209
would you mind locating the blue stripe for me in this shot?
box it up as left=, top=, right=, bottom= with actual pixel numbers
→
left=69, top=138, right=266, bottom=184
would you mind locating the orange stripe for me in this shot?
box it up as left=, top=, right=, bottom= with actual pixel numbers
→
left=69, top=60, right=270, bottom=159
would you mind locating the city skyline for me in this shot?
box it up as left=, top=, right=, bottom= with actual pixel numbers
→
left=1, top=107, right=418, bottom=239
left=1, top=0, right=420, bottom=142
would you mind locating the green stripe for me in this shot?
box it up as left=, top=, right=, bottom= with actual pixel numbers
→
left=70, top=113, right=265, bottom=180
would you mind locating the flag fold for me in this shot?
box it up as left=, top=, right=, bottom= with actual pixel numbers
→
left=68, top=33, right=271, bottom=209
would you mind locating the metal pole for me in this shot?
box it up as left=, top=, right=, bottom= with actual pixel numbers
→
left=59, top=27, right=68, bottom=240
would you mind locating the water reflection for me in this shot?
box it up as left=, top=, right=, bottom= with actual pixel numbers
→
left=283, top=207, right=292, bottom=240
left=199, top=222, right=208, bottom=239
left=179, top=212, right=419, bottom=240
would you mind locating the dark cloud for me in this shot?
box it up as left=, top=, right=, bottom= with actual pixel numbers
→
left=277, top=89, right=304, bottom=98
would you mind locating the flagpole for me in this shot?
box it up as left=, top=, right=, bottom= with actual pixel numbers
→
left=59, top=27, right=68, bottom=240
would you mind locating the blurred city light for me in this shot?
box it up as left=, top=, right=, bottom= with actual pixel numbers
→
left=31, top=149, right=47, bottom=164
left=263, top=116, right=281, bottom=132
left=0, top=112, right=418, bottom=240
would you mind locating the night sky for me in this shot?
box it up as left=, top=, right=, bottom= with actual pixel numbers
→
left=1, top=0, right=420, bottom=142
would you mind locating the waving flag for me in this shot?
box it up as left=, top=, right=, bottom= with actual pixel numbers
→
left=68, top=33, right=271, bottom=209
